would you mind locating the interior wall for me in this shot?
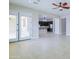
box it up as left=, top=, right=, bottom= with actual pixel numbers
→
left=66, top=15, right=70, bottom=36
left=54, top=17, right=60, bottom=34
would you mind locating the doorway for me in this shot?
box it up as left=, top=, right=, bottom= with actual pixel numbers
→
left=38, top=15, right=54, bottom=37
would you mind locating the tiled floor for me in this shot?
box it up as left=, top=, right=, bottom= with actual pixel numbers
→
left=9, top=32, right=70, bottom=59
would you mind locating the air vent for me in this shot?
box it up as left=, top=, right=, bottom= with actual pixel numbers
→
left=28, top=0, right=40, bottom=5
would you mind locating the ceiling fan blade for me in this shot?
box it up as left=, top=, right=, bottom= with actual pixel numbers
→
left=63, top=2, right=68, bottom=6
left=52, top=3, right=59, bottom=6
left=62, top=6, right=70, bottom=9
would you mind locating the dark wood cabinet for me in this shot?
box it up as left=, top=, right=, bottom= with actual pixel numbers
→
left=39, top=21, right=53, bottom=32
left=39, top=21, right=53, bottom=26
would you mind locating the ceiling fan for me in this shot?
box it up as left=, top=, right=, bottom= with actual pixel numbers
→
left=52, top=2, right=70, bottom=11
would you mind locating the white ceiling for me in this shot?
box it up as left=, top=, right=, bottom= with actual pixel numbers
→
left=9, top=0, right=70, bottom=15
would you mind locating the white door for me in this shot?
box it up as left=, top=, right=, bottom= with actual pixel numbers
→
left=9, top=12, right=18, bottom=42
left=19, top=13, right=32, bottom=40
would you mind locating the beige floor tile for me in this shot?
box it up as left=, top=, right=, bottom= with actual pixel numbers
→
left=9, top=33, right=70, bottom=59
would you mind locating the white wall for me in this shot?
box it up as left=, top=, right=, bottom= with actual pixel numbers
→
left=54, top=17, right=60, bottom=34
left=66, top=15, right=70, bottom=36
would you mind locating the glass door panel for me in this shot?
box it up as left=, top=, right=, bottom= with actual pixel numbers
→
left=9, top=14, right=18, bottom=42
left=20, top=16, right=30, bottom=40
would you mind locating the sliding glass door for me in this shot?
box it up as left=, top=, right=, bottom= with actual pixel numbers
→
left=9, top=12, right=32, bottom=42
left=9, top=12, right=18, bottom=42
left=19, top=13, right=32, bottom=40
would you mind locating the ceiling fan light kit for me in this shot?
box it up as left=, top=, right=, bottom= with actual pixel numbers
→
left=63, top=2, right=68, bottom=6
left=59, top=7, right=63, bottom=11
